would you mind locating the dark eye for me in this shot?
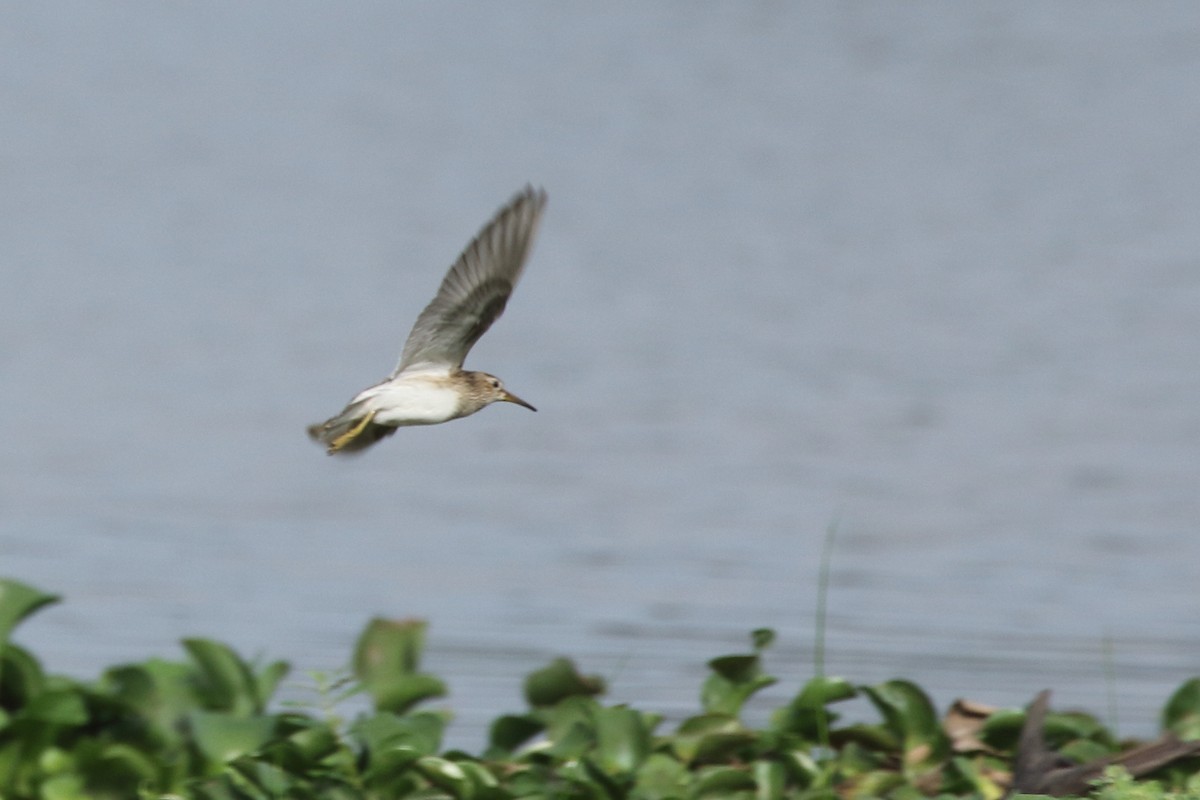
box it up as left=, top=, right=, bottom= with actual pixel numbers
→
left=490, top=379, right=500, bottom=388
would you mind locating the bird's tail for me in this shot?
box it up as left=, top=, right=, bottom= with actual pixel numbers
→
left=307, top=404, right=396, bottom=455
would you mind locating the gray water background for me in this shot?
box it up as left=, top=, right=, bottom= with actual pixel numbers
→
left=2, top=3, right=1199, bottom=746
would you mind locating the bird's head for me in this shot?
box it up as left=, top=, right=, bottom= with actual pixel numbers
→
left=472, top=372, right=537, bottom=412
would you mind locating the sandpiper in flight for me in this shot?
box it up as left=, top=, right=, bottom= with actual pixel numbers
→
left=308, top=186, right=546, bottom=455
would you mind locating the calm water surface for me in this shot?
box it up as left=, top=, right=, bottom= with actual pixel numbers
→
left=2, top=4, right=1199, bottom=745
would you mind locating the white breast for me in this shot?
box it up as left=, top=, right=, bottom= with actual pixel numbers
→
left=360, top=374, right=463, bottom=426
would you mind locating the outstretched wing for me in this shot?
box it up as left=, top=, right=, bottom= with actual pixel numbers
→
left=392, top=186, right=547, bottom=375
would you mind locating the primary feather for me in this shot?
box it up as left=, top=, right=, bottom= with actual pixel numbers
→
left=394, top=185, right=546, bottom=374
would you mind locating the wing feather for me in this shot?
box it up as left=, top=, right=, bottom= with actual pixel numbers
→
left=392, top=186, right=547, bottom=375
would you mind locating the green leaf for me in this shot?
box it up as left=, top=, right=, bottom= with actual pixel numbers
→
left=416, top=755, right=475, bottom=798
left=253, top=659, right=290, bottom=708
left=487, top=713, right=544, bottom=753
left=183, top=638, right=270, bottom=715
left=770, top=676, right=856, bottom=740
left=750, top=629, right=776, bottom=652
left=751, top=760, right=786, bottom=800
left=0, top=579, right=59, bottom=645
left=451, top=758, right=502, bottom=795
left=352, top=710, right=445, bottom=761
left=38, top=772, right=87, bottom=800
left=354, top=617, right=427, bottom=678
left=102, top=659, right=199, bottom=746
left=689, top=765, right=756, bottom=798
left=0, top=642, right=47, bottom=710
left=701, top=653, right=777, bottom=717
left=188, top=710, right=277, bottom=765
left=859, top=679, right=948, bottom=766
left=1164, top=678, right=1200, bottom=740
left=633, top=752, right=689, bottom=799
left=352, top=618, right=446, bottom=713
left=674, top=714, right=756, bottom=764
left=524, top=657, right=605, bottom=707
left=594, top=705, right=653, bottom=776
left=23, top=688, right=88, bottom=725
left=365, top=671, right=447, bottom=715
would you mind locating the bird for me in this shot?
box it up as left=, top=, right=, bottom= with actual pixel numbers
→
left=307, top=186, right=546, bottom=455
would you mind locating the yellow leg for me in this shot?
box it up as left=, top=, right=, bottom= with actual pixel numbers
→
left=328, top=410, right=377, bottom=453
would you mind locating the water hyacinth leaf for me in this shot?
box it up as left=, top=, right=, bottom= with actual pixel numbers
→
left=633, top=752, right=689, bottom=799
left=353, top=710, right=446, bottom=760
left=1163, top=678, right=1200, bottom=740
left=543, top=716, right=596, bottom=761
left=841, top=767, right=906, bottom=799
left=524, top=657, right=605, bottom=708
left=702, top=654, right=777, bottom=716
left=183, top=638, right=275, bottom=715
left=282, top=720, right=341, bottom=764
left=1059, top=736, right=1113, bottom=765
left=1043, top=710, right=1111, bottom=748
left=674, top=713, right=755, bottom=764
left=415, top=755, right=473, bottom=797
left=0, top=643, right=46, bottom=709
left=569, top=757, right=625, bottom=800
left=188, top=711, right=277, bottom=765
left=796, top=676, right=857, bottom=707
left=22, top=688, right=87, bottom=725
left=752, top=759, right=786, bottom=800
left=540, top=695, right=600, bottom=743
left=0, top=579, right=59, bottom=646
left=253, top=659, right=290, bottom=710
left=103, top=659, right=200, bottom=744
left=488, top=713, right=544, bottom=753
left=354, top=617, right=426, bottom=678
left=750, top=628, right=776, bottom=651
left=978, top=707, right=1025, bottom=750
left=454, top=758, right=503, bottom=794
left=942, top=755, right=1005, bottom=800
left=690, top=764, right=757, bottom=797
left=593, top=705, right=653, bottom=775
left=771, top=676, right=856, bottom=738
left=363, top=671, right=447, bottom=715
left=832, top=722, right=898, bottom=753
left=258, top=718, right=343, bottom=773
left=228, top=759, right=291, bottom=797
left=36, top=773, right=87, bottom=800
left=361, top=745, right=423, bottom=788
left=352, top=618, right=447, bottom=713
left=860, top=680, right=948, bottom=764
left=707, top=655, right=760, bottom=684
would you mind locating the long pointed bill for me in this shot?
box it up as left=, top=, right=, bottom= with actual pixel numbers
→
left=501, top=390, right=537, bottom=412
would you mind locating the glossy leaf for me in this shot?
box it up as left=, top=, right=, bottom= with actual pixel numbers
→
left=593, top=705, right=653, bottom=775
left=1164, top=678, right=1200, bottom=740
left=701, top=653, right=777, bottom=717
left=21, top=689, right=87, bottom=725
left=352, top=618, right=446, bottom=713
left=0, top=642, right=46, bottom=710
left=353, top=617, right=425, bottom=677
left=752, top=759, right=786, bottom=800
left=750, top=628, right=776, bottom=651
left=674, top=713, right=756, bottom=764
left=0, top=579, right=59, bottom=646
left=633, top=752, right=689, bottom=799
left=188, top=710, right=277, bottom=765
left=524, top=657, right=605, bottom=708
left=690, top=764, right=756, bottom=797
left=860, top=679, right=948, bottom=766
left=771, top=676, right=856, bottom=739
left=415, top=755, right=474, bottom=797
left=487, top=713, right=544, bottom=753
left=183, top=638, right=285, bottom=716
